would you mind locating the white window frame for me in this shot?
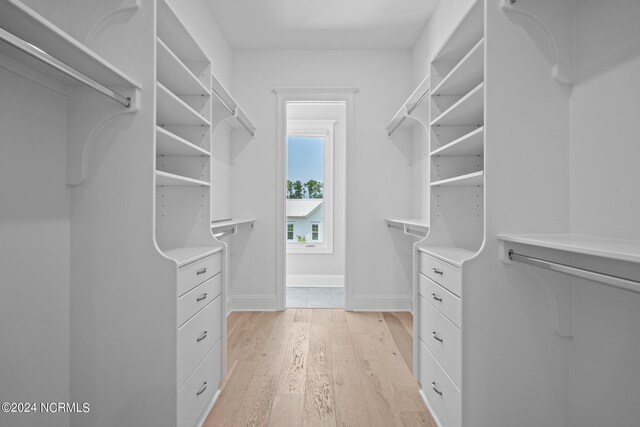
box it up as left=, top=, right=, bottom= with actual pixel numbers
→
left=287, top=222, right=295, bottom=241
left=286, top=119, right=335, bottom=254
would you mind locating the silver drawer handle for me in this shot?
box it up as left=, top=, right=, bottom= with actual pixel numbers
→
left=196, top=267, right=208, bottom=275
left=432, top=331, right=444, bottom=343
left=431, top=293, right=443, bottom=302
left=431, top=381, right=443, bottom=396
left=197, top=330, right=208, bottom=342
left=196, top=382, right=208, bottom=396
left=196, top=293, right=208, bottom=302
left=432, top=267, right=443, bottom=275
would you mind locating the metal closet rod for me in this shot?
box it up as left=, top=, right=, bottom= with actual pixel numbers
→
left=0, top=27, right=131, bottom=108
left=388, top=89, right=430, bottom=137
left=508, top=250, right=640, bottom=294
left=212, top=88, right=255, bottom=137
left=214, top=227, right=235, bottom=239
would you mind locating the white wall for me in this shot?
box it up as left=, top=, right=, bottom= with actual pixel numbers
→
left=229, top=49, right=414, bottom=310
left=286, top=102, right=346, bottom=284
left=0, top=59, right=70, bottom=427
left=569, top=1, right=640, bottom=426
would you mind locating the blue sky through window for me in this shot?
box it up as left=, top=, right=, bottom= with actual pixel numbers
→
left=287, top=136, right=324, bottom=183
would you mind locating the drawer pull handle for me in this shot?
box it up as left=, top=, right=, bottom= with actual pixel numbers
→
left=431, top=293, right=443, bottom=302
left=432, top=267, right=443, bottom=275
left=431, top=381, right=443, bottom=396
left=197, top=330, right=208, bottom=342
left=196, top=382, right=208, bottom=396
left=432, top=331, right=444, bottom=343
left=196, top=293, right=208, bottom=302
left=196, top=267, right=208, bottom=275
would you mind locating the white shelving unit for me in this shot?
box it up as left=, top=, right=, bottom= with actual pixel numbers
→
left=211, top=218, right=256, bottom=239
left=156, top=126, right=211, bottom=157
left=385, top=218, right=429, bottom=238
left=431, top=127, right=484, bottom=157
left=157, top=82, right=211, bottom=127
left=156, top=170, right=210, bottom=187
left=431, top=171, right=484, bottom=187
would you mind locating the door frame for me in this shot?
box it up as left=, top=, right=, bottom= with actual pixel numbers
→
left=273, top=87, right=358, bottom=311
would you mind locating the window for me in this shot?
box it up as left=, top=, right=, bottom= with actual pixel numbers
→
left=286, top=119, right=335, bottom=253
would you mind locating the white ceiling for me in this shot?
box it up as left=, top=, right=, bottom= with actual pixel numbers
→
left=205, top=0, right=441, bottom=49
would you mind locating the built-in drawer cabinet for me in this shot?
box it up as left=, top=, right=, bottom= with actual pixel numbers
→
left=177, top=294, right=222, bottom=387
left=419, top=294, right=461, bottom=388
left=177, top=252, right=222, bottom=297
left=419, top=273, right=461, bottom=327
left=419, top=251, right=461, bottom=297
left=419, top=340, right=461, bottom=427
left=177, top=273, right=222, bottom=327
left=178, top=340, right=221, bottom=427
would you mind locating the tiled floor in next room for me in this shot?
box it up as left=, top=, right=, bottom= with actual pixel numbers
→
left=286, top=286, right=344, bottom=308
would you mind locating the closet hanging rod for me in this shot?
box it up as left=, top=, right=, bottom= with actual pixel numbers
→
left=508, top=250, right=640, bottom=294
left=211, top=88, right=255, bottom=136
left=387, top=224, right=404, bottom=231
left=214, top=227, right=235, bottom=239
left=0, top=27, right=131, bottom=108
left=237, top=117, right=255, bottom=137
left=388, top=89, right=430, bottom=137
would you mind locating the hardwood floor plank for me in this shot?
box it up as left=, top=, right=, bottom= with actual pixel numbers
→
left=294, top=308, right=312, bottom=322
left=331, top=344, right=371, bottom=427
left=345, top=312, right=371, bottom=334
left=268, top=395, right=304, bottom=427
left=254, top=310, right=296, bottom=376
left=329, top=322, right=352, bottom=346
left=304, top=326, right=336, bottom=427
left=329, top=309, right=346, bottom=323
left=233, top=375, right=279, bottom=427
left=352, top=333, right=379, bottom=361
left=359, top=360, right=404, bottom=427
left=277, top=321, right=311, bottom=394
left=383, top=312, right=414, bottom=370
left=311, top=308, right=332, bottom=325
left=393, top=312, right=414, bottom=337
left=203, top=360, right=258, bottom=427
left=400, top=411, right=438, bottom=427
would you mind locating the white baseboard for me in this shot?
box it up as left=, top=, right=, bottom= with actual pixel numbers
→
left=349, top=295, right=412, bottom=311
left=227, top=295, right=278, bottom=312
left=286, top=274, right=344, bottom=287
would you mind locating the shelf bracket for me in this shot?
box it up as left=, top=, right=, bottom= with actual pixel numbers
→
left=502, top=0, right=573, bottom=88
left=83, top=0, right=141, bottom=46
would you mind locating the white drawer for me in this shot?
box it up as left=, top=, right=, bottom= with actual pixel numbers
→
left=419, top=252, right=461, bottom=297
left=419, top=273, right=461, bottom=327
left=177, top=274, right=222, bottom=327
left=419, top=295, right=461, bottom=388
left=178, top=340, right=221, bottom=427
left=177, top=295, right=222, bottom=387
left=177, top=252, right=222, bottom=297
left=419, top=340, right=461, bottom=427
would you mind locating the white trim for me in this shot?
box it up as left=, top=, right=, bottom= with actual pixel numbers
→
left=349, top=295, right=413, bottom=312
left=227, top=295, right=278, bottom=313
left=275, top=88, right=357, bottom=311
left=286, top=275, right=344, bottom=287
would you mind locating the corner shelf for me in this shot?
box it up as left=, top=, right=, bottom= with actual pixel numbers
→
left=431, top=126, right=484, bottom=156
left=157, top=82, right=211, bottom=127
left=432, top=38, right=484, bottom=97
left=0, top=0, right=140, bottom=89
left=156, top=126, right=210, bottom=157
left=431, top=83, right=484, bottom=127
left=431, top=171, right=484, bottom=187
left=157, top=37, right=208, bottom=96
left=155, top=170, right=209, bottom=187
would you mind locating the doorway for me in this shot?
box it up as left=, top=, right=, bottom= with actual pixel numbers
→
left=274, top=89, right=357, bottom=311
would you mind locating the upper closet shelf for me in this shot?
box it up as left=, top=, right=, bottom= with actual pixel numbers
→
left=156, top=37, right=209, bottom=96
left=157, top=82, right=211, bottom=127
left=0, top=0, right=139, bottom=106
left=157, top=0, right=208, bottom=64
left=156, top=170, right=209, bottom=187
left=431, top=126, right=484, bottom=156
left=386, top=75, right=430, bottom=137
left=386, top=218, right=429, bottom=237
left=156, top=126, right=210, bottom=157
left=432, top=38, right=484, bottom=97
left=432, top=0, right=484, bottom=64
left=211, top=218, right=256, bottom=239
left=211, top=73, right=256, bottom=137
left=431, top=171, right=483, bottom=187
left=431, top=83, right=484, bottom=127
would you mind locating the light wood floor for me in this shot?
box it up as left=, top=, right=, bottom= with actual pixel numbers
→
left=203, top=309, right=436, bottom=427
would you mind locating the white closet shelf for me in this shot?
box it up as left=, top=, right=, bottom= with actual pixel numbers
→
left=0, top=0, right=140, bottom=88
left=419, top=246, right=477, bottom=267
left=211, top=73, right=256, bottom=137
left=157, top=0, right=208, bottom=63
left=431, top=83, right=484, bottom=127
left=155, top=170, right=209, bottom=187
left=156, top=82, right=211, bottom=127
left=432, top=0, right=484, bottom=64
left=162, top=246, right=222, bottom=267
left=156, top=126, right=210, bottom=157
left=386, top=219, right=429, bottom=237
left=431, top=127, right=484, bottom=156
left=211, top=218, right=256, bottom=230
left=498, top=234, right=640, bottom=265
left=156, top=38, right=209, bottom=96
left=386, top=75, right=430, bottom=136
left=432, top=38, right=484, bottom=97
left=431, top=171, right=484, bottom=187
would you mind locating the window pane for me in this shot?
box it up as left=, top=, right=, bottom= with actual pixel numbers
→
left=286, top=136, right=324, bottom=243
